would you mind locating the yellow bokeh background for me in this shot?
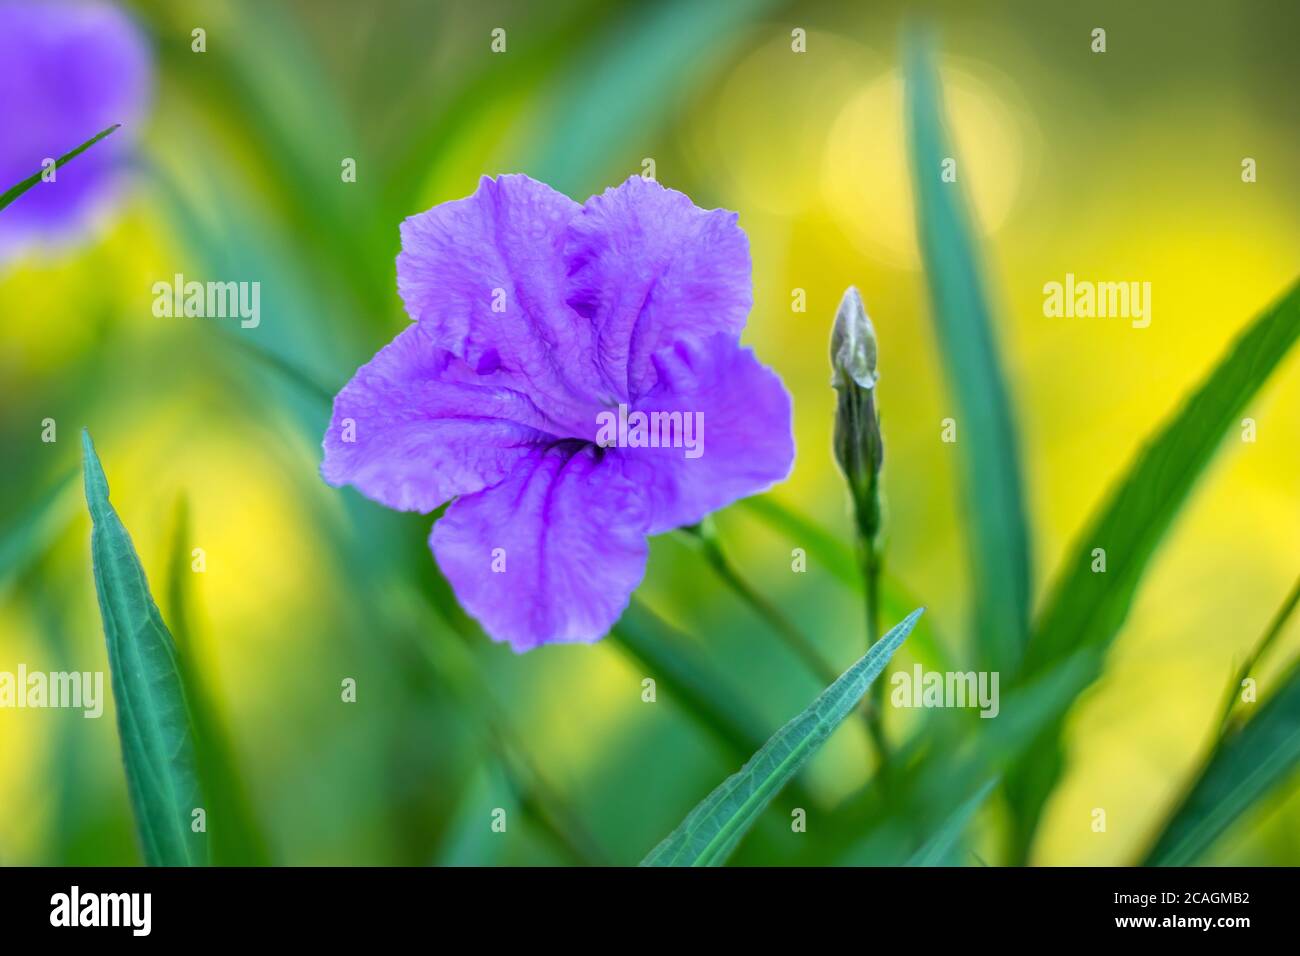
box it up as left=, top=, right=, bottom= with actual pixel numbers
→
left=1, top=0, right=1297, bottom=866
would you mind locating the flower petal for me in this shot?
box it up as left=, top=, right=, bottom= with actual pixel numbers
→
left=322, top=323, right=552, bottom=513
left=564, top=176, right=752, bottom=400
left=431, top=445, right=650, bottom=651
left=616, top=334, right=795, bottom=534
left=397, top=174, right=605, bottom=434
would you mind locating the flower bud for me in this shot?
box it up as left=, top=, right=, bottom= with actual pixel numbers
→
left=831, top=287, right=883, bottom=541
left=830, top=286, right=878, bottom=391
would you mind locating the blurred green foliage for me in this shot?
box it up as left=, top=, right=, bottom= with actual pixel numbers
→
left=2, top=0, right=1300, bottom=866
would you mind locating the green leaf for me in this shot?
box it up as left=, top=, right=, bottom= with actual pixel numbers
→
left=641, top=608, right=924, bottom=866
left=823, top=647, right=1099, bottom=865
left=612, top=599, right=774, bottom=763
left=532, top=0, right=782, bottom=195
left=0, top=124, right=120, bottom=212
left=682, top=518, right=840, bottom=687
left=1214, top=573, right=1300, bottom=737
left=1010, top=277, right=1300, bottom=858
left=1144, top=657, right=1300, bottom=866
left=904, top=34, right=1032, bottom=676
left=905, top=778, right=997, bottom=866
left=81, top=430, right=206, bottom=867
left=435, top=760, right=514, bottom=866
left=164, top=496, right=271, bottom=865
left=0, top=469, right=77, bottom=598
left=1028, top=279, right=1300, bottom=673
left=736, top=495, right=955, bottom=673
left=738, top=495, right=858, bottom=590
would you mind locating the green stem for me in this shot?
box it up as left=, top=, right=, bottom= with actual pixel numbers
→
left=1214, top=572, right=1300, bottom=738
left=863, top=539, right=889, bottom=765
left=686, top=520, right=840, bottom=688
left=684, top=519, right=890, bottom=769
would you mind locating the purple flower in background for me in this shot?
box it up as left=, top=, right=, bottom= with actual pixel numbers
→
left=323, top=175, right=794, bottom=651
left=0, top=0, right=152, bottom=260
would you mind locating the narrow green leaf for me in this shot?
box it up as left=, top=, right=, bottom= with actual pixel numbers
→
left=0, top=124, right=120, bottom=212
left=641, top=608, right=924, bottom=867
left=737, top=495, right=955, bottom=673
left=905, top=777, right=997, bottom=866
left=0, top=469, right=77, bottom=597
left=1215, top=572, right=1300, bottom=737
left=1144, top=657, right=1300, bottom=866
left=738, top=495, right=859, bottom=590
left=1010, top=277, right=1300, bottom=857
left=532, top=0, right=781, bottom=194
left=81, top=429, right=206, bottom=867
left=164, top=496, right=196, bottom=655
left=904, top=33, right=1032, bottom=676
left=436, top=760, right=514, bottom=867
left=612, top=599, right=773, bottom=762
left=164, top=496, right=271, bottom=865
left=824, top=648, right=1099, bottom=865
left=1028, top=279, right=1300, bottom=673
left=400, top=561, right=612, bottom=866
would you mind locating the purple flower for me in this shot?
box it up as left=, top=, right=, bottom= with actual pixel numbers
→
left=0, top=0, right=152, bottom=260
left=323, top=175, right=794, bottom=651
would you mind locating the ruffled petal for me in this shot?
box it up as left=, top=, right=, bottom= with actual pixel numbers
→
left=430, top=445, right=650, bottom=651
left=397, top=174, right=606, bottom=435
left=322, top=323, right=552, bottom=513
left=615, top=334, right=794, bottom=534
left=564, top=176, right=752, bottom=400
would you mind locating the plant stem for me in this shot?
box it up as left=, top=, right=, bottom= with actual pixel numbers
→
left=686, top=520, right=840, bottom=688
left=862, top=538, right=889, bottom=765
left=1214, top=571, right=1300, bottom=738
left=683, top=520, right=890, bottom=762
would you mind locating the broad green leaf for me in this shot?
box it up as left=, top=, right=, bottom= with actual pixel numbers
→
left=82, top=430, right=206, bottom=867
left=905, top=778, right=997, bottom=866
left=1144, top=657, right=1300, bottom=866
left=164, top=496, right=271, bottom=865
left=641, top=608, right=924, bottom=867
left=1010, top=277, right=1300, bottom=858
left=0, top=124, right=119, bottom=212
left=904, top=34, right=1032, bottom=676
